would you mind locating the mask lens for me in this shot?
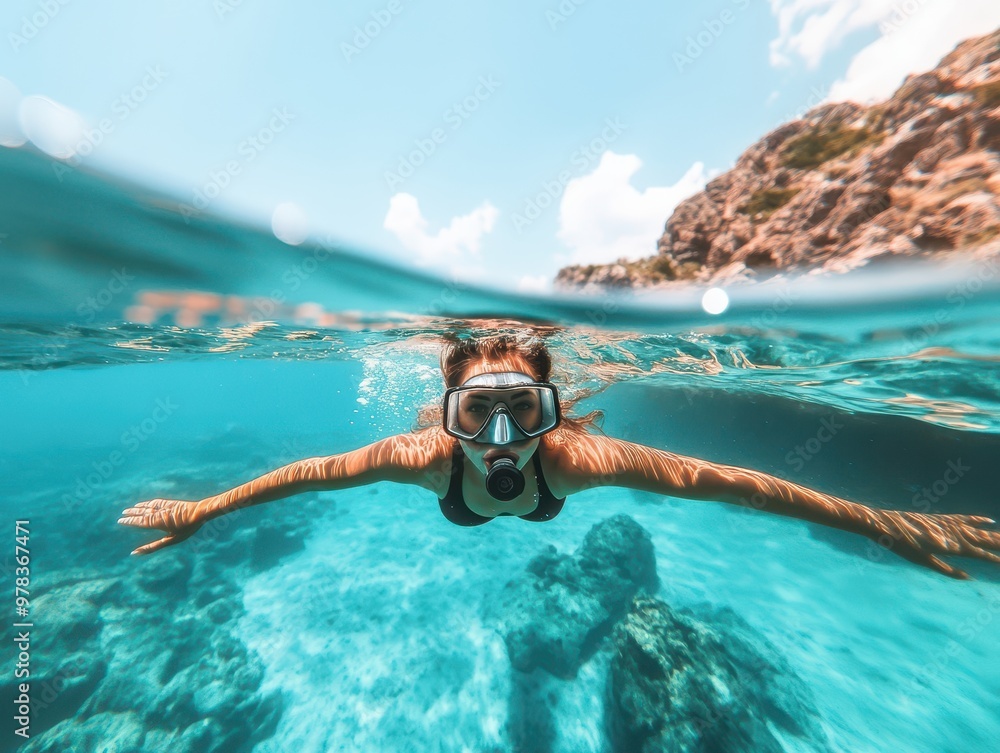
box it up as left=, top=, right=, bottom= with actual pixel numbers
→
left=446, top=384, right=558, bottom=440
left=454, top=389, right=495, bottom=435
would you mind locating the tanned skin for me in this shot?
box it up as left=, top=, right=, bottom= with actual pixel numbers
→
left=120, top=354, right=1000, bottom=580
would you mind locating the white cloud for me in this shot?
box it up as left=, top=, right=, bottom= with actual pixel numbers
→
left=768, top=0, right=1000, bottom=103
left=516, top=274, right=551, bottom=294
left=556, top=152, right=708, bottom=266
left=383, top=193, right=499, bottom=269
left=769, top=0, right=897, bottom=68
left=828, top=1, right=1000, bottom=102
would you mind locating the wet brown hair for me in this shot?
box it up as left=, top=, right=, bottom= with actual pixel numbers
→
left=412, top=332, right=604, bottom=435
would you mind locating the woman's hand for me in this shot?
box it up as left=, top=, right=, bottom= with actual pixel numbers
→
left=118, top=498, right=204, bottom=555
left=868, top=509, right=1000, bottom=579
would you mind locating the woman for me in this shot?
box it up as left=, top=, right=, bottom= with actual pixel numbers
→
left=119, top=334, right=1000, bottom=579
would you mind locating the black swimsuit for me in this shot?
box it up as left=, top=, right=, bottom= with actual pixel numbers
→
left=438, top=443, right=566, bottom=526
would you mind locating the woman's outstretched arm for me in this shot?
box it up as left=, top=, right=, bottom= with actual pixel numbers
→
left=118, top=431, right=448, bottom=555
left=557, top=434, right=1000, bottom=580
left=194, top=434, right=441, bottom=517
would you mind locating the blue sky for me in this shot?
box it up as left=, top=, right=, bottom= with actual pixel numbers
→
left=1, top=0, right=997, bottom=292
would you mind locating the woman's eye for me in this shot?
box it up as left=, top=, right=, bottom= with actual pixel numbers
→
left=514, top=402, right=534, bottom=411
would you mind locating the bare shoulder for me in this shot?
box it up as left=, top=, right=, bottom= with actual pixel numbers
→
left=537, top=427, right=615, bottom=497
left=538, top=429, right=700, bottom=497
left=370, top=428, right=455, bottom=495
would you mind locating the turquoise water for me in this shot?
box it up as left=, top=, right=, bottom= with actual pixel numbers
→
left=2, top=146, right=1000, bottom=752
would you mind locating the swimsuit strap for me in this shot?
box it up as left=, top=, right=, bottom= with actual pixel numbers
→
left=519, top=449, right=566, bottom=522
left=532, top=450, right=565, bottom=504
left=439, top=443, right=493, bottom=527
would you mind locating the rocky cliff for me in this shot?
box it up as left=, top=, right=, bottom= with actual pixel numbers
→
left=556, top=28, right=1000, bottom=290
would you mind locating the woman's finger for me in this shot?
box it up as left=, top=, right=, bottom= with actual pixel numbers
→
left=118, top=512, right=173, bottom=530
left=963, top=527, right=1000, bottom=551
left=951, top=514, right=995, bottom=526
left=121, top=500, right=171, bottom=517
left=131, top=535, right=179, bottom=555
left=966, top=547, right=1000, bottom=565
left=117, top=516, right=150, bottom=528
left=135, top=499, right=169, bottom=511
left=925, top=554, right=970, bottom=580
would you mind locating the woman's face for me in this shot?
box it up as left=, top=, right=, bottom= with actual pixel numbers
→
left=454, top=357, right=542, bottom=474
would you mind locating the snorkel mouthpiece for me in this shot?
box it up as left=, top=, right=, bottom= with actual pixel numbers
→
left=485, top=455, right=524, bottom=501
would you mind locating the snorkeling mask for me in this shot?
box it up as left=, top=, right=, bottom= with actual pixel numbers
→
left=442, top=371, right=561, bottom=502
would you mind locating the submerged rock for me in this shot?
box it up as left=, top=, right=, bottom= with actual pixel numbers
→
left=0, top=580, right=117, bottom=739
left=605, top=596, right=831, bottom=753
left=133, top=550, right=192, bottom=594
left=23, top=710, right=144, bottom=753
left=485, top=514, right=659, bottom=679
left=250, top=516, right=307, bottom=571
left=19, top=516, right=292, bottom=752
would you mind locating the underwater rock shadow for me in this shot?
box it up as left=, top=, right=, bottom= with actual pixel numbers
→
left=605, top=597, right=833, bottom=753
left=11, top=498, right=319, bottom=753
left=483, top=513, right=832, bottom=753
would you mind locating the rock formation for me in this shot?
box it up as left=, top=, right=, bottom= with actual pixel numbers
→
left=8, top=492, right=311, bottom=753
left=484, top=514, right=659, bottom=679
left=605, top=597, right=831, bottom=753
left=14, top=548, right=289, bottom=753
left=487, top=514, right=830, bottom=752
left=557, top=28, right=1000, bottom=291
